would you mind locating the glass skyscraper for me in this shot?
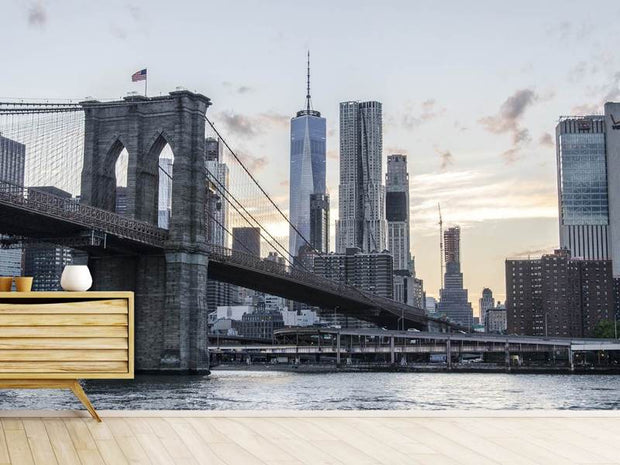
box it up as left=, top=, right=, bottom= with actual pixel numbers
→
left=289, top=54, right=327, bottom=257
left=556, top=116, right=609, bottom=260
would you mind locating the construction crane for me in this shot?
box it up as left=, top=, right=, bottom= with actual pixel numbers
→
left=438, top=203, right=444, bottom=290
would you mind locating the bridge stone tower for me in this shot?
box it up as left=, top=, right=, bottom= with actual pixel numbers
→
left=80, top=91, right=211, bottom=373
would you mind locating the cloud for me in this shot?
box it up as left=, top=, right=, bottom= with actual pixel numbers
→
left=28, top=1, right=46, bottom=27
left=480, top=89, right=537, bottom=135
left=327, top=149, right=338, bottom=160
left=218, top=112, right=257, bottom=137
left=436, top=149, right=454, bottom=171
left=546, top=21, right=594, bottom=41
left=479, top=89, right=538, bottom=163
left=237, top=150, right=268, bottom=172
left=570, top=103, right=600, bottom=115
left=539, top=132, right=554, bottom=147
left=215, top=111, right=288, bottom=139
left=110, top=24, right=127, bottom=40
left=401, top=99, right=445, bottom=129
left=509, top=245, right=557, bottom=259
left=237, top=86, right=253, bottom=94
left=572, top=72, right=620, bottom=114
left=410, top=170, right=557, bottom=234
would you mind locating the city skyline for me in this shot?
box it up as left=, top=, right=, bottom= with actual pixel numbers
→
left=4, top=1, right=620, bottom=301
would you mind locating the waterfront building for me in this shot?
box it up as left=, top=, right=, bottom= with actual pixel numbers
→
left=485, top=302, right=507, bottom=334
left=237, top=301, right=284, bottom=339
left=310, top=193, right=329, bottom=253
left=289, top=53, right=327, bottom=258
left=313, top=248, right=393, bottom=299
left=437, top=226, right=474, bottom=327
left=336, top=100, right=386, bottom=253
left=506, top=249, right=614, bottom=337
left=556, top=116, right=609, bottom=260
left=478, top=288, right=495, bottom=327
left=0, top=135, right=25, bottom=279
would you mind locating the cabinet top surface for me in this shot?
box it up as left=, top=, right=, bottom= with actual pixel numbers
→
left=0, top=291, right=134, bottom=298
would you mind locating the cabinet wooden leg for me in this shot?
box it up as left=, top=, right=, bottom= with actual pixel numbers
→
left=70, top=381, right=101, bottom=422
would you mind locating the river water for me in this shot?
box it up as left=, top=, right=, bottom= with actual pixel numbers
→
left=0, top=371, right=619, bottom=410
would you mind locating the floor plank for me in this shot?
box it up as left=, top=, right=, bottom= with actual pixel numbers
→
left=0, top=412, right=615, bottom=465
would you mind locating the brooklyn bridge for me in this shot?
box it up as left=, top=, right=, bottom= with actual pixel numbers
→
left=0, top=91, right=449, bottom=373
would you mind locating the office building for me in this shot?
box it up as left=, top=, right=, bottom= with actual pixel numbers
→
left=237, top=301, right=284, bottom=339
left=314, top=248, right=393, bottom=299
left=506, top=249, right=614, bottom=337
left=386, top=154, right=411, bottom=272
left=556, top=116, right=609, bottom=260
left=336, top=100, right=386, bottom=253
left=605, top=103, right=620, bottom=276
left=437, top=226, right=474, bottom=327
left=24, top=245, right=72, bottom=291
left=385, top=154, right=424, bottom=308
left=485, top=302, right=507, bottom=334
left=310, top=193, right=329, bottom=253
left=425, top=296, right=438, bottom=315
left=205, top=136, right=224, bottom=162
left=205, top=137, right=229, bottom=248
left=0, top=135, right=25, bottom=278
left=289, top=53, right=327, bottom=257
left=479, top=288, right=495, bottom=326
left=232, top=227, right=260, bottom=257
left=115, top=186, right=128, bottom=216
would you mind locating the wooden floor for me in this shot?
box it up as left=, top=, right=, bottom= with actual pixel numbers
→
left=0, top=410, right=617, bottom=464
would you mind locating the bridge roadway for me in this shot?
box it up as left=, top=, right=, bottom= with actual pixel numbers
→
left=209, top=328, right=620, bottom=367
left=0, top=179, right=435, bottom=330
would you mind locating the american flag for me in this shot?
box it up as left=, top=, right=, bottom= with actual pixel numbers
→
left=131, top=69, right=147, bottom=82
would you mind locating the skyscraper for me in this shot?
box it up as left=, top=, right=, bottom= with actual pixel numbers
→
left=309, top=193, right=329, bottom=253
left=0, top=135, right=25, bottom=278
left=556, top=116, right=609, bottom=260
left=478, top=288, right=495, bottom=326
left=437, top=226, right=473, bottom=327
left=289, top=52, right=327, bottom=258
left=232, top=227, right=261, bottom=257
left=604, top=103, right=620, bottom=276
left=386, top=154, right=411, bottom=272
left=205, top=137, right=230, bottom=248
left=336, top=100, right=386, bottom=253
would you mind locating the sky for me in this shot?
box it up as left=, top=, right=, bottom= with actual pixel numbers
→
left=3, top=0, right=620, bottom=309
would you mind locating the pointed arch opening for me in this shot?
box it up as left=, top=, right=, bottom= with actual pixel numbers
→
left=99, top=138, right=128, bottom=213
left=157, top=144, right=174, bottom=229
left=136, top=132, right=175, bottom=228
left=114, top=147, right=129, bottom=215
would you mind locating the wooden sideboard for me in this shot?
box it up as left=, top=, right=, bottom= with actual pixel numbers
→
left=0, top=292, right=134, bottom=421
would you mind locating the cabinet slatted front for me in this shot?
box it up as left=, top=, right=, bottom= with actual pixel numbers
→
left=0, top=292, right=134, bottom=421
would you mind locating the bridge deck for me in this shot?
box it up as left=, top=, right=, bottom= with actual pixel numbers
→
left=0, top=410, right=616, bottom=464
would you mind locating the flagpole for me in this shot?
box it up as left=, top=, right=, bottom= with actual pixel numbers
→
left=145, top=74, right=147, bottom=97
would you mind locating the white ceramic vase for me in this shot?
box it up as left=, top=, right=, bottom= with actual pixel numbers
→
left=60, top=265, right=93, bottom=292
